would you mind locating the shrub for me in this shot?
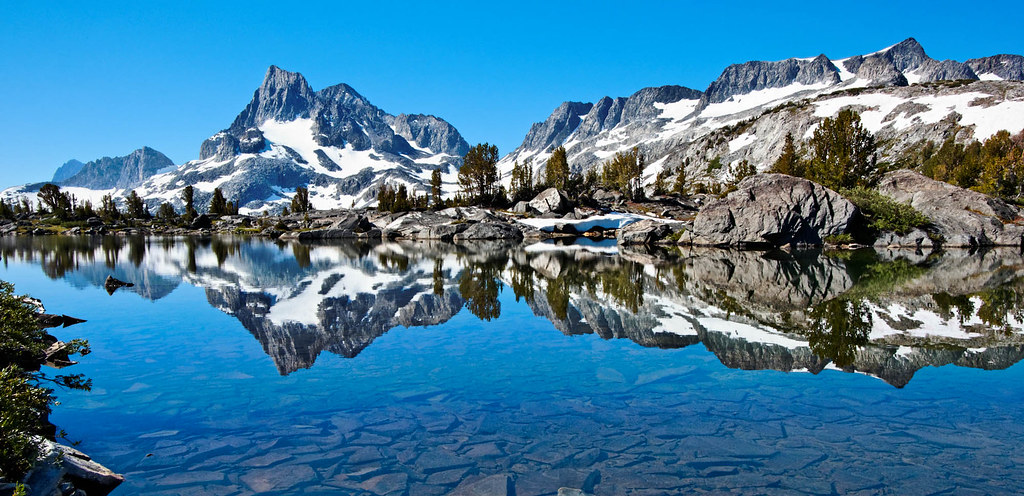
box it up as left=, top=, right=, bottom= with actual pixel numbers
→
left=842, top=187, right=929, bottom=235
left=0, top=281, right=90, bottom=480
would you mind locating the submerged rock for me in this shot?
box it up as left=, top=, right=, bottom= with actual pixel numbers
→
left=103, top=275, right=134, bottom=295
left=683, top=174, right=856, bottom=247
left=875, top=169, right=1024, bottom=247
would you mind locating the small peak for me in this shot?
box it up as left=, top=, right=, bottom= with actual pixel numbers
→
left=262, top=65, right=308, bottom=88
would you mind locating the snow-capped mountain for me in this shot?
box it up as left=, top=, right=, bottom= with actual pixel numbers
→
left=2, top=66, right=470, bottom=212
left=134, top=66, right=470, bottom=212
left=498, top=38, right=1024, bottom=186
left=5, top=38, right=1024, bottom=211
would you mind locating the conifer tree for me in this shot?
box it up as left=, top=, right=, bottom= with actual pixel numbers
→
left=290, top=186, right=311, bottom=213
left=430, top=169, right=443, bottom=207
left=125, top=190, right=148, bottom=219
left=770, top=133, right=804, bottom=177
left=458, top=143, right=499, bottom=204
left=209, top=188, right=227, bottom=216
left=545, top=147, right=569, bottom=190
left=511, top=158, right=534, bottom=202
left=181, top=185, right=197, bottom=220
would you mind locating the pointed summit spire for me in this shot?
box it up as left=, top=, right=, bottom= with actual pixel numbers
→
left=230, top=66, right=316, bottom=132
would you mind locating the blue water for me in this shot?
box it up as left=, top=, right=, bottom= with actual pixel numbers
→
left=3, top=236, right=1024, bottom=495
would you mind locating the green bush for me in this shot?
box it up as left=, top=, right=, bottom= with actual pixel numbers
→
left=1, top=366, right=52, bottom=479
left=842, top=187, right=930, bottom=235
left=0, top=281, right=90, bottom=480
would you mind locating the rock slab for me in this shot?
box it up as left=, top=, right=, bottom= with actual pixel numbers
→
left=875, top=169, right=1024, bottom=247
left=684, top=174, right=856, bottom=247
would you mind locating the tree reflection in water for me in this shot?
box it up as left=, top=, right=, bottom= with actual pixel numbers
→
left=458, top=257, right=505, bottom=321
left=807, top=298, right=872, bottom=368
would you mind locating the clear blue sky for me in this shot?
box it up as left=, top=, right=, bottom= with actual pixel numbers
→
left=1, top=0, right=1021, bottom=186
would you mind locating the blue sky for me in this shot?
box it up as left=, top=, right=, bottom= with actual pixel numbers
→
left=1, top=0, right=1021, bottom=186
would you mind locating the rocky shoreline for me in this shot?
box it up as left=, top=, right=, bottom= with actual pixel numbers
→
left=0, top=306, right=124, bottom=496
left=2, top=171, right=1022, bottom=254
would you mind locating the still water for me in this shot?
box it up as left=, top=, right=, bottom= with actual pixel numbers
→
left=2, top=235, right=1023, bottom=495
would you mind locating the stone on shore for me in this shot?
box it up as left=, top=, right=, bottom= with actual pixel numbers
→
left=23, top=440, right=124, bottom=496
left=529, top=188, right=573, bottom=216
left=616, top=219, right=677, bottom=245
left=875, top=169, right=1024, bottom=247
left=683, top=174, right=856, bottom=248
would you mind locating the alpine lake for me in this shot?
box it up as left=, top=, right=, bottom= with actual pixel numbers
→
left=3, top=234, right=1023, bottom=495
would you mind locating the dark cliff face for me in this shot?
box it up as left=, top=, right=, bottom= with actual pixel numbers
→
left=518, top=101, right=595, bottom=153
left=844, top=38, right=978, bottom=85
left=702, top=54, right=840, bottom=105
left=229, top=65, right=317, bottom=131
left=967, top=54, right=1024, bottom=80
left=60, top=146, right=174, bottom=190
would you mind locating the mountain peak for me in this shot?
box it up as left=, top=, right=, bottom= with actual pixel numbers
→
left=230, top=66, right=316, bottom=132
left=51, top=159, right=84, bottom=183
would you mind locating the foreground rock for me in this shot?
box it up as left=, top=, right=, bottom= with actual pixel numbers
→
left=20, top=439, right=123, bottom=496
left=682, top=174, right=856, bottom=247
left=616, top=219, right=678, bottom=245
left=876, top=169, right=1024, bottom=247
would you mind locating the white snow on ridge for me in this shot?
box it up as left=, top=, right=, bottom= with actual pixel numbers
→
left=832, top=57, right=856, bottom=82
left=813, top=91, right=1024, bottom=140
left=701, top=82, right=834, bottom=119
left=655, top=99, right=700, bottom=121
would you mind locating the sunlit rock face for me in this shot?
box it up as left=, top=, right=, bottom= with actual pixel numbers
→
left=5, top=234, right=1024, bottom=387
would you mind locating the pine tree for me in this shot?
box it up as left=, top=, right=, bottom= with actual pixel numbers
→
left=209, top=188, right=227, bottom=215
left=291, top=186, right=311, bottom=213
left=770, top=132, right=804, bottom=177
left=545, top=147, right=569, bottom=190
left=157, top=202, right=177, bottom=221
left=805, top=110, right=878, bottom=190
left=458, top=143, right=499, bottom=204
left=37, top=184, right=72, bottom=219
left=181, top=185, right=197, bottom=220
left=100, top=194, right=120, bottom=221
left=430, top=169, right=443, bottom=207
left=125, top=190, right=148, bottom=219
left=510, top=158, right=534, bottom=202
left=601, top=147, right=645, bottom=200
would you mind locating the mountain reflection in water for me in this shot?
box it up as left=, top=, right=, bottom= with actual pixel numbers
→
left=3, top=235, right=1023, bottom=387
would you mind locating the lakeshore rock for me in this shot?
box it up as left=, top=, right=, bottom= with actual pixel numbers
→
left=616, top=219, right=676, bottom=245
left=529, top=188, right=573, bottom=216
left=453, top=222, right=524, bottom=241
left=23, top=440, right=124, bottom=496
left=683, top=174, right=856, bottom=247
left=875, top=169, right=1024, bottom=247
left=190, top=214, right=213, bottom=230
